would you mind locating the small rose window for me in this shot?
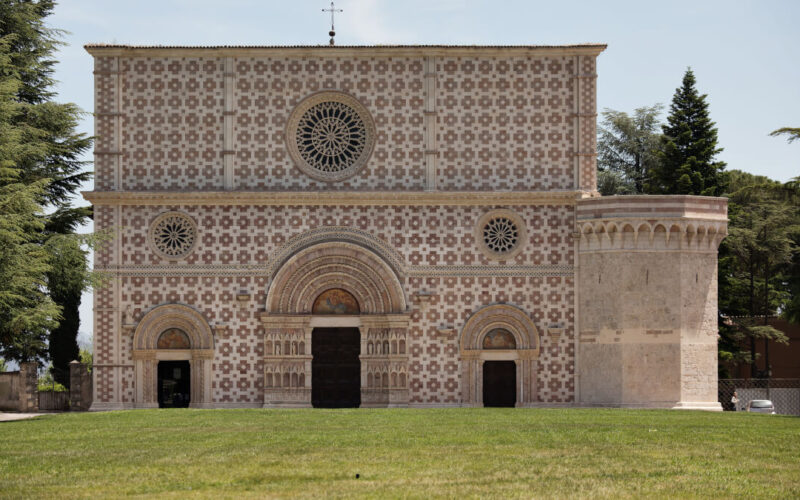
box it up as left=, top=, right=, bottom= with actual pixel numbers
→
left=475, top=210, right=527, bottom=260
left=483, top=217, right=519, bottom=254
left=149, top=211, right=197, bottom=260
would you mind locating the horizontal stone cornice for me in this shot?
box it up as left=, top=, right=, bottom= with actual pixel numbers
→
left=82, top=190, right=582, bottom=207
left=576, top=195, right=728, bottom=252
left=258, top=313, right=410, bottom=328
left=576, top=195, right=728, bottom=222
left=85, top=44, right=607, bottom=59
left=95, top=264, right=574, bottom=278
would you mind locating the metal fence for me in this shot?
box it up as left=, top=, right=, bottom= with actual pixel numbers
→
left=719, top=379, right=800, bottom=415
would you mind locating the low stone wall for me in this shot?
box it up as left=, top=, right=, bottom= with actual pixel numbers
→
left=18, top=362, right=39, bottom=412
left=69, top=361, right=93, bottom=411
left=0, top=371, right=20, bottom=411
left=1, top=361, right=93, bottom=412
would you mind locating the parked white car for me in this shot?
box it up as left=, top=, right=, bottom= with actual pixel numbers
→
left=745, top=400, right=776, bottom=414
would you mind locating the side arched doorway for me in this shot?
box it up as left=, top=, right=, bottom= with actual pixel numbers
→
left=459, top=304, right=541, bottom=407
left=131, top=304, right=214, bottom=408
left=481, top=329, right=518, bottom=407
left=262, top=239, right=410, bottom=408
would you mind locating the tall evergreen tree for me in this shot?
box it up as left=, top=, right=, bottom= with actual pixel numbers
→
left=647, top=69, right=726, bottom=196
left=0, top=1, right=93, bottom=380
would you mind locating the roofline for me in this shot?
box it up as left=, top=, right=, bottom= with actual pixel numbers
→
left=84, top=44, right=607, bottom=58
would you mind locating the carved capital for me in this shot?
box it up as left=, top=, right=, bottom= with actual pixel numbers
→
left=215, top=324, right=230, bottom=339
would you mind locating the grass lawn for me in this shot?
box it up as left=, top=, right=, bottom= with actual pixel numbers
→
left=1, top=409, right=798, bottom=498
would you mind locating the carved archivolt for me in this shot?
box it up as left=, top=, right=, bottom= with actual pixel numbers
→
left=132, top=303, right=214, bottom=351
left=459, top=303, right=540, bottom=355
left=577, top=219, right=727, bottom=253
left=268, top=226, right=405, bottom=278
left=266, top=241, right=407, bottom=314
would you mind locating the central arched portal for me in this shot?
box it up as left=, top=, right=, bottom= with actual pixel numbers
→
left=262, top=239, right=410, bottom=408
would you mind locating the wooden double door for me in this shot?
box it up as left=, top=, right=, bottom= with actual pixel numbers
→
left=312, top=327, right=361, bottom=408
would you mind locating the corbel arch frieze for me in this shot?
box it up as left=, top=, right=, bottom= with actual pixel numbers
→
left=577, top=218, right=727, bottom=252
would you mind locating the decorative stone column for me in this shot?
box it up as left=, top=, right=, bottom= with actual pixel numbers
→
left=517, top=353, right=538, bottom=407
left=459, top=352, right=482, bottom=407
left=132, top=350, right=158, bottom=408
left=18, top=362, right=39, bottom=412
left=261, top=315, right=313, bottom=408
left=189, top=350, right=215, bottom=408
left=360, top=316, right=409, bottom=408
left=576, top=195, right=727, bottom=410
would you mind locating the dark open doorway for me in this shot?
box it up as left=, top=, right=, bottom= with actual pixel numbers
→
left=483, top=360, right=516, bottom=407
left=312, top=327, right=361, bottom=408
left=158, top=360, right=191, bottom=408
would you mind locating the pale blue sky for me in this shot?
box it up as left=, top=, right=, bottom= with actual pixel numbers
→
left=46, top=0, right=798, bottom=346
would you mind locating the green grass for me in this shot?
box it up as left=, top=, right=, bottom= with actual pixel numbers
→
left=1, top=409, right=798, bottom=498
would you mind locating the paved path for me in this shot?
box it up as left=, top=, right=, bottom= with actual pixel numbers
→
left=0, top=412, right=46, bottom=422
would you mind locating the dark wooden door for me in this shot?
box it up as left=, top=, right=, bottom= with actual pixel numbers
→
left=158, top=360, right=191, bottom=408
left=312, top=327, right=361, bottom=408
left=483, top=361, right=516, bottom=407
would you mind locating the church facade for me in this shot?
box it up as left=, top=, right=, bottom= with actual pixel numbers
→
left=84, top=44, right=727, bottom=410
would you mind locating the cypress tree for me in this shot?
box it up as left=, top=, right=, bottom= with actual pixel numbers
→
left=647, top=68, right=726, bottom=196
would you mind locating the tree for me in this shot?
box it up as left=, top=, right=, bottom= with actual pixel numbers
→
left=79, top=348, right=92, bottom=373
left=597, top=105, right=663, bottom=195
left=781, top=178, right=800, bottom=323
left=46, top=234, right=89, bottom=385
left=718, top=170, right=798, bottom=377
left=0, top=34, right=61, bottom=364
left=647, top=69, right=726, bottom=196
left=770, top=127, right=800, bottom=144
left=0, top=1, right=94, bottom=374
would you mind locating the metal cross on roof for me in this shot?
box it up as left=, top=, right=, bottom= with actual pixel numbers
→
left=322, top=1, right=343, bottom=46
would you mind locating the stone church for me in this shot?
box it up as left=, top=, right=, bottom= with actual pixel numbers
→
left=84, top=43, right=727, bottom=410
